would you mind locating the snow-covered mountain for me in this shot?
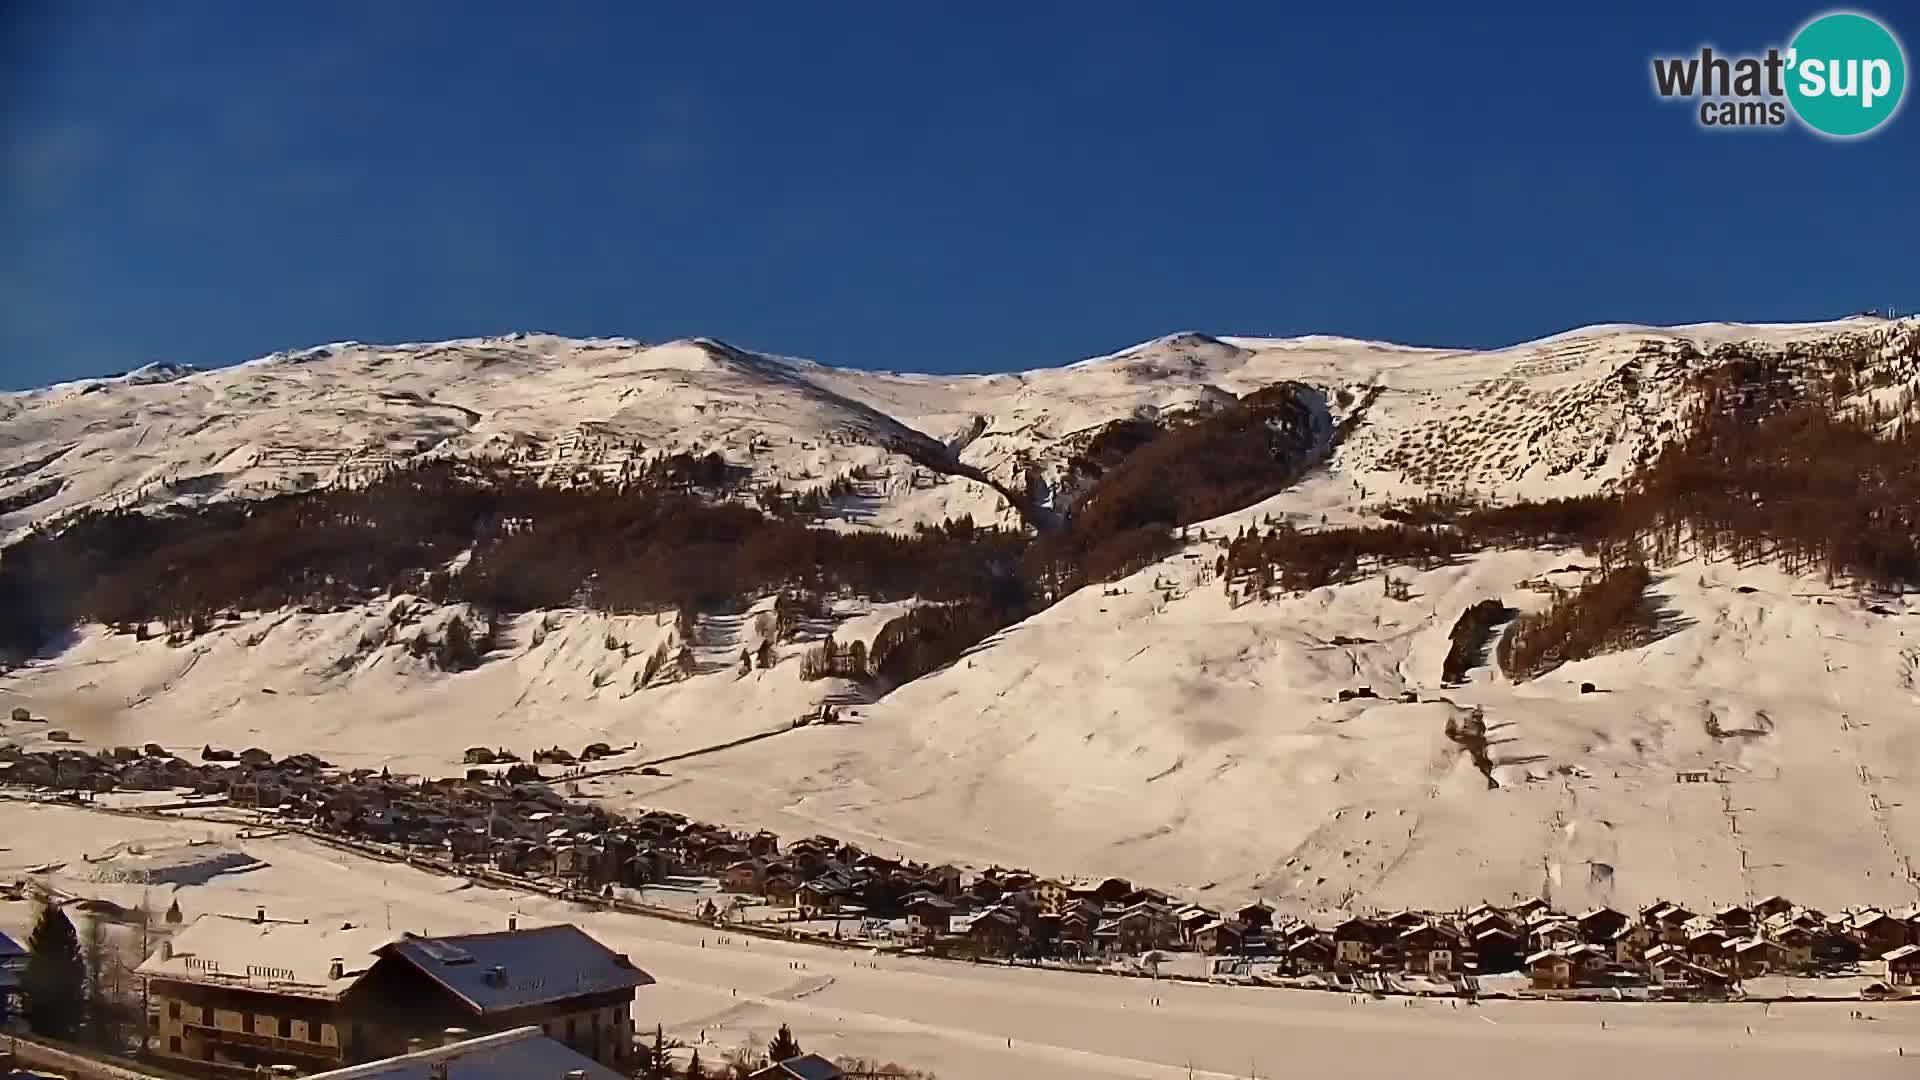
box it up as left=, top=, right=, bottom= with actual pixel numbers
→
left=6, top=316, right=1920, bottom=917
left=9, top=317, right=1912, bottom=542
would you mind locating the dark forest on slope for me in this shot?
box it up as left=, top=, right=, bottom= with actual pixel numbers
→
left=0, top=385, right=1330, bottom=676
left=5, top=349, right=1920, bottom=689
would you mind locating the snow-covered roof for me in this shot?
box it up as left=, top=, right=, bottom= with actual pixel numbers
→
left=135, top=915, right=394, bottom=1001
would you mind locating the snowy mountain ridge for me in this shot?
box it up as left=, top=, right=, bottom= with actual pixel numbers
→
left=5, top=316, right=1914, bottom=544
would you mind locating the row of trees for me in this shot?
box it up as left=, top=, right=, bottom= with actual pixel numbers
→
left=1221, top=521, right=1471, bottom=594
left=1495, top=564, right=1658, bottom=680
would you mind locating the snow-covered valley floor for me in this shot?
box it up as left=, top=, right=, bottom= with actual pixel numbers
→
left=1, top=800, right=1913, bottom=1080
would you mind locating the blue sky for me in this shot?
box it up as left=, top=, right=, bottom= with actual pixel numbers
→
left=3, top=2, right=1916, bottom=389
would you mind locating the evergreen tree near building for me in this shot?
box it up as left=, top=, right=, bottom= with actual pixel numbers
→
left=643, top=1022, right=672, bottom=1080
left=766, top=1022, right=802, bottom=1065
left=24, top=902, right=86, bottom=1038
left=685, top=1048, right=704, bottom=1079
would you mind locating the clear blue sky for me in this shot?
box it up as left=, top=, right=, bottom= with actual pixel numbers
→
left=4, top=2, right=1916, bottom=389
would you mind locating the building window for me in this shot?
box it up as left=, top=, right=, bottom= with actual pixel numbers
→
left=320, top=1023, right=336, bottom=1046
left=168, top=1037, right=181, bottom=1054
left=168, top=1000, right=181, bottom=1020
left=280, top=1016, right=293, bottom=1038
left=567, top=1017, right=577, bottom=1042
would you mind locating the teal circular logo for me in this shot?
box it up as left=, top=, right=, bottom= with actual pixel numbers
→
left=1787, top=12, right=1906, bottom=137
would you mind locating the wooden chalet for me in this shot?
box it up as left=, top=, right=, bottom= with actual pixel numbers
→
left=1884, top=944, right=1920, bottom=986
left=1332, top=918, right=1392, bottom=969
left=1853, top=911, right=1910, bottom=956
left=1192, top=920, right=1245, bottom=956
left=1575, top=906, right=1627, bottom=943
left=1282, top=935, right=1335, bottom=975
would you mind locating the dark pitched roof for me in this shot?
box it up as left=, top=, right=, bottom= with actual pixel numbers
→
left=377, top=924, right=653, bottom=1016
left=749, top=1053, right=846, bottom=1080
left=0, top=930, right=24, bottom=959
left=301, top=1025, right=623, bottom=1080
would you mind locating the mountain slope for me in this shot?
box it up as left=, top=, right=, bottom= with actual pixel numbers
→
left=9, top=318, right=1913, bottom=542
left=5, top=316, right=1920, bottom=916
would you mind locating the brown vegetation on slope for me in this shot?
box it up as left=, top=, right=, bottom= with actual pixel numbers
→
left=0, top=463, right=1028, bottom=661
left=1223, top=354, right=1920, bottom=605
left=1495, top=564, right=1659, bottom=680
left=1025, top=383, right=1326, bottom=598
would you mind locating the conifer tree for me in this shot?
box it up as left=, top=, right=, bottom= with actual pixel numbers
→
left=645, top=1022, right=672, bottom=1079
left=24, top=902, right=86, bottom=1038
left=766, top=1022, right=802, bottom=1064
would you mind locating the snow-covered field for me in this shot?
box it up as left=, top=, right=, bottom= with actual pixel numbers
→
left=6, top=318, right=1920, bottom=920
left=1, top=801, right=1912, bottom=1080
